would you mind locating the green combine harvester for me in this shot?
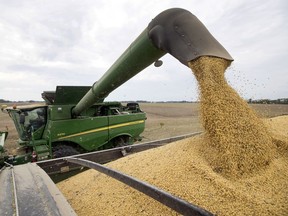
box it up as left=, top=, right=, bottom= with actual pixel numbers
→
left=0, top=8, right=233, bottom=167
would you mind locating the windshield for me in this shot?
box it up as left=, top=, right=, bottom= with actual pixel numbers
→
left=10, top=107, right=47, bottom=141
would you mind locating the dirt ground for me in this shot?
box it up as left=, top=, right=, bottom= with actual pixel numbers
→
left=139, top=103, right=288, bottom=142
left=1, top=102, right=288, bottom=154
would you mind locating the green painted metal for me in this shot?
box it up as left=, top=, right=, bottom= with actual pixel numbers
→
left=72, top=8, right=234, bottom=116
left=0, top=8, right=233, bottom=166
left=42, top=86, right=92, bottom=105
left=2, top=101, right=146, bottom=165
left=72, top=29, right=166, bottom=116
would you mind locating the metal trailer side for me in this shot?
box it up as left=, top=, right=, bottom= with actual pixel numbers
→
left=0, top=163, right=76, bottom=216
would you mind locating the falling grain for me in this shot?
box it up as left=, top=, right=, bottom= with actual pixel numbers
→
left=188, top=56, right=276, bottom=178
left=57, top=57, right=288, bottom=216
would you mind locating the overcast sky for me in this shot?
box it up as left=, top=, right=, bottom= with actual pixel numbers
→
left=0, top=0, right=287, bottom=102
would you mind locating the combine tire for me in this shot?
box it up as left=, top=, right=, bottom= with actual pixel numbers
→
left=52, top=145, right=80, bottom=158
left=113, top=136, right=130, bottom=147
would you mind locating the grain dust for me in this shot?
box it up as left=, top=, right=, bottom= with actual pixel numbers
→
left=57, top=57, right=288, bottom=216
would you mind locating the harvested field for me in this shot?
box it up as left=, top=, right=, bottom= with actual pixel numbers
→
left=0, top=102, right=287, bottom=154
left=56, top=57, right=288, bottom=215
left=139, top=102, right=288, bottom=143
left=139, top=103, right=202, bottom=142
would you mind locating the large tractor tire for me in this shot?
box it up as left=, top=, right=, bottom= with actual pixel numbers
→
left=113, top=136, right=131, bottom=148
left=52, top=145, right=80, bottom=158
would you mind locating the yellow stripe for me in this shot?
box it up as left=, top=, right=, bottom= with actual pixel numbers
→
left=58, top=120, right=144, bottom=140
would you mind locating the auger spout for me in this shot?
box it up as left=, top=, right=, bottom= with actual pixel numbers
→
left=72, top=8, right=233, bottom=116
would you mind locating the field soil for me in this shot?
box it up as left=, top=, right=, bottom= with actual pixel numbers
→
left=1, top=102, right=288, bottom=154
left=139, top=103, right=288, bottom=142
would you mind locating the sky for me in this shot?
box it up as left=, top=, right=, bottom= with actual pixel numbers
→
left=0, top=0, right=287, bottom=102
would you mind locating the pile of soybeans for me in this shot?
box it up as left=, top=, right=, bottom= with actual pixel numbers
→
left=57, top=57, right=288, bottom=215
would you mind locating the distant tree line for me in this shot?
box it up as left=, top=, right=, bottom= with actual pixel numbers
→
left=0, top=99, right=41, bottom=103
left=248, top=98, right=288, bottom=104
left=124, top=100, right=196, bottom=103
left=1, top=98, right=287, bottom=104
left=124, top=99, right=288, bottom=104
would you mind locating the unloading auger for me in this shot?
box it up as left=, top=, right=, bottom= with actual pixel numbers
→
left=72, top=8, right=233, bottom=116
left=1, top=8, right=233, bottom=166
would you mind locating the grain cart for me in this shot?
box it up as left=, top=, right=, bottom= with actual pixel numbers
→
left=1, top=8, right=233, bottom=166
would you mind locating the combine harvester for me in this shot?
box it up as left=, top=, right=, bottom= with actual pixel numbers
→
left=0, top=8, right=232, bottom=215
